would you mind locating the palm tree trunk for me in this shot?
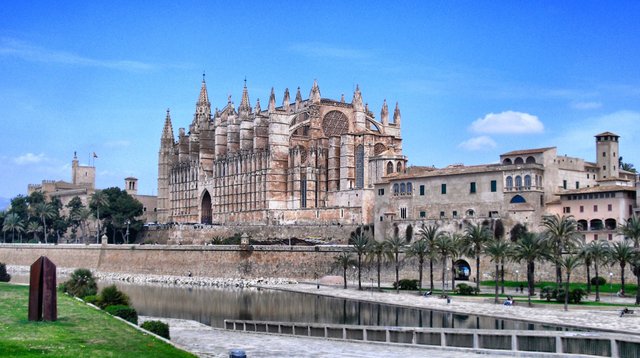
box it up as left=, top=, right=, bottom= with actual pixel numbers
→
left=475, top=255, right=481, bottom=292
left=395, top=252, right=399, bottom=294
left=376, top=256, right=381, bottom=289
left=636, top=269, right=640, bottom=305
left=494, top=263, right=499, bottom=304
left=500, top=261, right=505, bottom=294
left=451, top=258, right=455, bottom=291
left=564, top=271, right=571, bottom=311
left=595, top=262, right=600, bottom=302
left=442, top=256, right=447, bottom=297
left=343, top=266, right=347, bottom=289
left=43, top=216, right=48, bottom=244
left=586, top=262, right=592, bottom=293
left=429, top=259, right=434, bottom=291
left=620, top=263, right=626, bottom=295
left=418, top=257, right=423, bottom=292
left=527, top=261, right=535, bottom=306
left=358, top=254, right=362, bottom=290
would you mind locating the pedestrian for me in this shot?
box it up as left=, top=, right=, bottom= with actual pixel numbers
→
left=519, top=284, right=524, bottom=293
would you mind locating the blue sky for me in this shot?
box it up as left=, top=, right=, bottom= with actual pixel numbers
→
left=1, top=1, right=640, bottom=207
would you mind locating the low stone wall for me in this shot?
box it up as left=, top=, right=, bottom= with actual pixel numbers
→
left=0, top=244, right=634, bottom=287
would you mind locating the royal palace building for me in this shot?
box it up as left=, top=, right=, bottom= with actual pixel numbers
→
left=157, top=78, right=406, bottom=226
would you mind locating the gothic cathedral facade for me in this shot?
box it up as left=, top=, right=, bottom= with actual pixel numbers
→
left=157, top=78, right=406, bottom=226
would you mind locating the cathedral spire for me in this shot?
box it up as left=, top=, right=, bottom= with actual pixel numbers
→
left=195, top=73, right=211, bottom=124
left=162, top=109, right=174, bottom=141
left=352, top=84, right=363, bottom=111
left=255, top=98, right=261, bottom=113
left=309, top=79, right=321, bottom=104
left=198, top=73, right=209, bottom=106
left=282, top=88, right=290, bottom=111
left=268, top=87, right=276, bottom=113
left=295, top=87, right=302, bottom=110
left=239, top=78, right=251, bottom=114
left=393, top=102, right=401, bottom=126
left=381, top=99, right=389, bottom=125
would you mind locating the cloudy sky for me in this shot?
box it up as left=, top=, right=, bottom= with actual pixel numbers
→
left=1, top=1, right=639, bottom=207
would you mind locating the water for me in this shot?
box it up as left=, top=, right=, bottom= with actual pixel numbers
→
left=10, top=273, right=579, bottom=331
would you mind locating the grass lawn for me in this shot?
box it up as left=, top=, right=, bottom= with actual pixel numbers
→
left=481, top=280, right=638, bottom=295
left=0, top=283, right=194, bottom=358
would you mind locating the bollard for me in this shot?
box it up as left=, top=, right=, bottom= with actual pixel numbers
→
left=229, top=349, right=247, bottom=358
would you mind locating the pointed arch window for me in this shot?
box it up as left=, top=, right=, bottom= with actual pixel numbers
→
left=400, top=183, right=406, bottom=194
left=387, top=162, right=394, bottom=175
left=396, top=161, right=402, bottom=173
left=393, top=183, right=399, bottom=195
left=510, top=195, right=526, bottom=203
left=524, top=175, right=531, bottom=189
left=515, top=176, right=522, bottom=189
left=506, top=176, right=513, bottom=190
left=407, top=182, right=413, bottom=194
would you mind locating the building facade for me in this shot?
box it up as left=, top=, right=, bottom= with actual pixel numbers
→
left=375, top=132, right=638, bottom=241
left=157, top=78, right=406, bottom=226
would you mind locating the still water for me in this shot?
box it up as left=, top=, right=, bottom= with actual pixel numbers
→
left=108, top=282, right=575, bottom=331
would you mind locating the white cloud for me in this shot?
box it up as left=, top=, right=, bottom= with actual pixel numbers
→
left=458, top=136, right=497, bottom=151
left=14, top=153, right=46, bottom=165
left=571, top=101, right=602, bottom=110
left=470, top=111, right=544, bottom=134
left=0, top=37, right=156, bottom=72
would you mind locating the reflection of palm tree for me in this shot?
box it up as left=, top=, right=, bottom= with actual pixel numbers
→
left=418, top=224, right=441, bottom=291
left=2, top=213, right=24, bottom=243
left=385, top=234, right=407, bottom=293
left=618, top=215, right=640, bottom=304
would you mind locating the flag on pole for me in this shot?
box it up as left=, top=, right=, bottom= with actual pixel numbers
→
left=93, top=152, right=98, bottom=159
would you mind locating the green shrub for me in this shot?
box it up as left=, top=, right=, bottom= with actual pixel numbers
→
left=83, top=295, right=98, bottom=305
left=97, top=284, right=130, bottom=308
left=555, top=288, right=587, bottom=304
left=539, top=286, right=558, bottom=301
left=63, top=268, right=97, bottom=298
left=141, top=320, right=170, bottom=340
left=455, top=283, right=479, bottom=295
left=105, top=305, right=138, bottom=325
left=591, top=276, right=607, bottom=286
left=393, top=279, right=419, bottom=290
left=0, top=263, right=11, bottom=282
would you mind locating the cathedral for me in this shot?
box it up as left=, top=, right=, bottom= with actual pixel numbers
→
left=157, top=77, right=406, bottom=226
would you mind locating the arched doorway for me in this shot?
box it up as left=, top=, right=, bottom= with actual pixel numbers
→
left=201, top=190, right=212, bottom=224
left=454, top=260, right=471, bottom=280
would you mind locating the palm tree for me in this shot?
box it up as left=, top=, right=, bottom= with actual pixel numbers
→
left=585, top=240, right=611, bottom=302
left=384, top=234, right=407, bottom=293
left=2, top=213, right=24, bottom=243
left=406, top=238, right=429, bottom=293
left=26, top=221, right=42, bottom=243
left=350, top=229, right=371, bottom=290
left=366, top=240, right=390, bottom=289
left=610, top=240, right=634, bottom=296
left=618, top=215, right=640, bottom=304
left=418, top=224, right=441, bottom=291
left=484, top=238, right=512, bottom=304
left=557, top=253, right=583, bottom=311
left=432, top=232, right=459, bottom=297
left=33, top=202, right=56, bottom=244
left=511, top=232, right=550, bottom=306
left=463, top=222, right=492, bottom=291
left=542, top=214, right=581, bottom=287
left=334, top=251, right=355, bottom=289
left=90, top=191, right=109, bottom=243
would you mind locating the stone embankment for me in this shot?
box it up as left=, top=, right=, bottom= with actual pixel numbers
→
left=7, top=265, right=297, bottom=288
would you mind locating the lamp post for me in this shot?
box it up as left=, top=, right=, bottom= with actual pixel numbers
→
left=125, top=219, right=130, bottom=244
left=516, top=270, right=519, bottom=284
left=609, top=272, right=613, bottom=302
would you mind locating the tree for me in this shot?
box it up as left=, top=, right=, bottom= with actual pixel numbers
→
left=484, top=238, right=512, bottom=304
left=2, top=213, right=24, bottom=243
left=90, top=191, right=109, bottom=242
left=463, top=222, right=492, bottom=291
left=33, top=202, right=56, bottom=243
left=418, top=224, right=441, bottom=291
left=67, top=196, right=85, bottom=243
left=511, top=232, right=550, bottom=306
left=349, top=228, right=371, bottom=290
left=618, top=215, right=640, bottom=304
left=610, top=240, right=634, bottom=296
left=584, top=240, right=611, bottom=302
left=557, top=254, right=583, bottom=311
left=431, top=232, right=459, bottom=297
left=366, top=240, right=390, bottom=289
left=90, top=188, right=143, bottom=244
left=406, top=238, right=429, bottom=293
left=334, top=251, right=355, bottom=289
left=26, top=221, right=42, bottom=243
left=618, top=157, right=636, bottom=173
left=493, top=219, right=507, bottom=294
left=542, top=214, right=581, bottom=287
left=384, top=234, right=407, bottom=293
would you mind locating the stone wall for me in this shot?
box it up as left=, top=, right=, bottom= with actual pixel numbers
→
left=0, top=244, right=634, bottom=287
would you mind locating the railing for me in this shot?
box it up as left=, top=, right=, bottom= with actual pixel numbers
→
left=224, top=319, right=640, bottom=357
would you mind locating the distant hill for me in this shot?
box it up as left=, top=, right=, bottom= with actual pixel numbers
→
left=0, top=197, right=10, bottom=211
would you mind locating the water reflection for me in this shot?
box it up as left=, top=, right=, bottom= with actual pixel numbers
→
left=109, top=282, right=573, bottom=331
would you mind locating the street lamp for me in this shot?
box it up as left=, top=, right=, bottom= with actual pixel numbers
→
left=609, top=272, right=613, bottom=302
left=125, top=219, right=131, bottom=244
left=516, top=270, right=519, bottom=284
